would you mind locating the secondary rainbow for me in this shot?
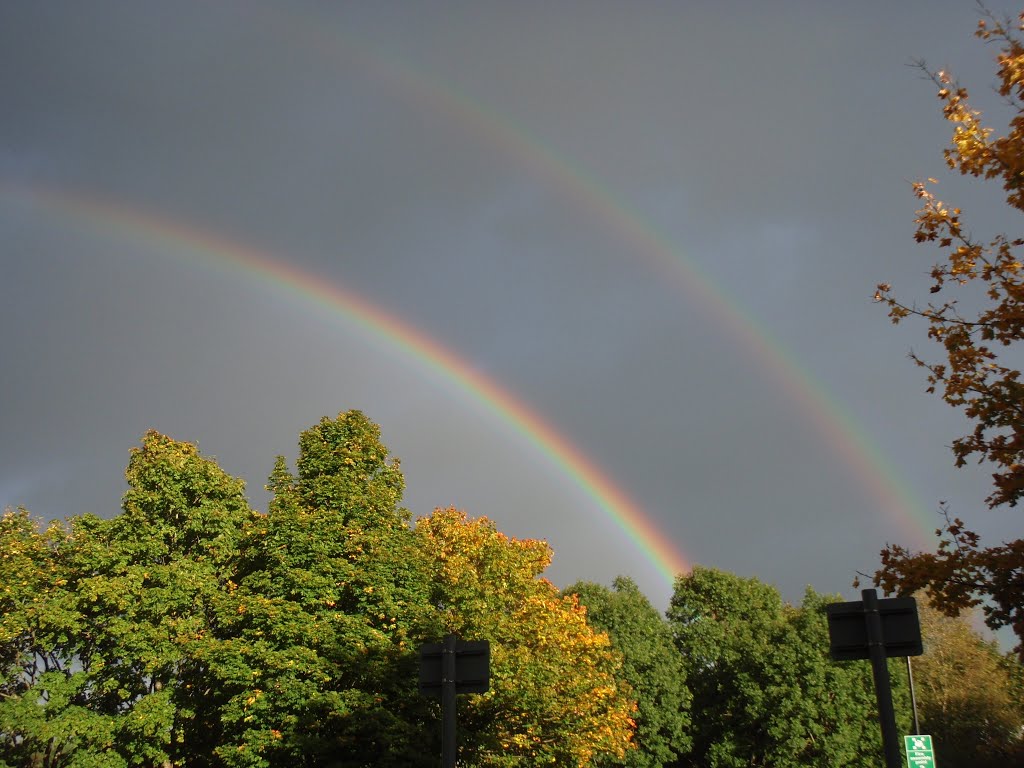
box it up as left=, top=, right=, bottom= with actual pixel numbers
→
left=3, top=184, right=691, bottom=585
left=278, top=15, right=935, bottom=548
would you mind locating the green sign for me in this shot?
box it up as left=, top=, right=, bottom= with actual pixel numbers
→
left=904, top=734, right=936, bottom=768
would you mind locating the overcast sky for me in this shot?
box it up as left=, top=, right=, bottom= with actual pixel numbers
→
left=3, top=1, right=1021, bottom=614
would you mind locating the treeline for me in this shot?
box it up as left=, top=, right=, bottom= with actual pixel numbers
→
left=1, top=412, right=1021, bottom=767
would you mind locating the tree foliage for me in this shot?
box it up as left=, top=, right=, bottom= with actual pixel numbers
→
left=415, top=508, right=636, bottom=768
left=565, top=576, right=691, bottom=768
left=0, top=508, right=123, bottom=768
left=0, top=430, right=257, bottom=767
left=206, top=411, right=436, bottom=767
left=16, top=409, right=1017, bottom=767
left=873, top=7, right=1024, bottom=658
left=0, top=411, right=643, bottom=766
left=912, top=601, right=1024, bottom=767
left=667, top=567, right=907, bottom=768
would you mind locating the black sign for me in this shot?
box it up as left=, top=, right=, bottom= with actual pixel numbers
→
left=419, top=638, right=490, bottom=696
left=826, top=596, right=922, bottom=661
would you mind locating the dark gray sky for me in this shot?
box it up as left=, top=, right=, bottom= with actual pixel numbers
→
left=2, top=1, right=1020, bottom=613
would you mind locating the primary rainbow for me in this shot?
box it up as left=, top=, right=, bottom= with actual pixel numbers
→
left=3, top=183, right=691, bottom=585
left=278, top=15, right=936, bottom=548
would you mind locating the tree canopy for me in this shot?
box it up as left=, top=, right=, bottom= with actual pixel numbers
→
left=667, top=567, right=907, bottom=768
left=0, top=412, right=638, bottom=767
left=206, top=411, right=435, bottom=767
left=4, top=410, right=1022, bottom=765
left=0, top=430, right=259, bottom=767
left=565, top=576, right=691, bottom=768
left=416, top=508, right=636, bottom=768
left=873, top=7, right=1024, bottom=658
left=911, top=601, right=1024, bottom=767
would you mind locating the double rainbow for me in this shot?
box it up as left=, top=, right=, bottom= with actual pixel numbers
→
left=274, top=7, right=934, bottom=549
left=1, top=8, right=936, bottom=588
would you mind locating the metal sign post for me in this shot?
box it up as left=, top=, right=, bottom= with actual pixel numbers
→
left=442, top=634, right=456, bottom=768
left=419, top=634, right=491, bottom=768
left=906, top=656, right=920, bottom=735
left=826, top=589, right=923, bottom=768
left=862, top=588, right=903, bottom=768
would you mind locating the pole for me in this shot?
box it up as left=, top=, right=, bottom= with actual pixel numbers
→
left=906, top=655, right=920, bottom=735
left=863, top=589, right=902, bottom=768
left=442, top=633, right=457, bottom=768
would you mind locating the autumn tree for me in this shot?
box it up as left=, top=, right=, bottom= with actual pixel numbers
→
left=2, top=411, right=652, bottom=766
left=911, top=601, right=1024, bottom=767
left=873, top=8, right=1024, bottom=656
left=565, top=576, right=691, bottom=768
left=415, top=507, right=637, bottom=768
left=667, top=567, right=908, bottom=768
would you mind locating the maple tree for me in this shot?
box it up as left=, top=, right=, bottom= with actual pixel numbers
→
left=0, top=430, right=256, bottom=767
left=415, top=507, right=637, bottom=768
left=1, top=412, right=648, bottom=766
left=0, top=508, right=117, bottom=768
left=873, top=8, right=1024, bottom=657
left=207, top=411, right=436, bottom=767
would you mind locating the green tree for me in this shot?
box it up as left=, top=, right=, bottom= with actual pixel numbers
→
left=564, top=576, right=692, bottom=768
left=0, top=508, right=123, bottom=768
left=667, top=567, right=908, bottom=768
left=873, top=7, right=1024, bottom=656
left=0, top=430, right=256, bottom=767
left=100, top=430, right=254, bottom=764
left=208, top=411, right=436, bottom=768
left=415, top=507, right=637, bottom=768
left=2, top=411, right=662, bottom=766
left=912, top=602, right=1024, bottom=767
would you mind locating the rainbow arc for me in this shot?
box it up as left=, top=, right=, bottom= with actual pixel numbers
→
left=3, top=184, right=691, bottom=585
